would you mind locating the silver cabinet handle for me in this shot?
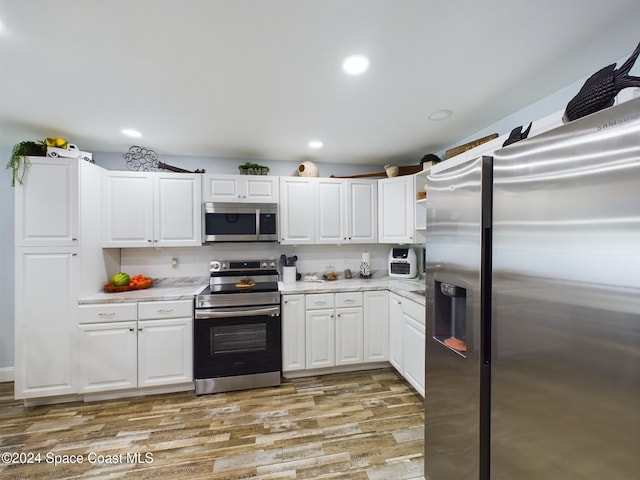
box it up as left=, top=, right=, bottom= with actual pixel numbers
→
left=138, top=327, right=143, bottom=331
left=344, top=299, right=355, bottom=304
left=315, top=301, right=327, bottom=305
left=98, top=312, right=115, bottom=319
left=157, top=309, right=173, bottom=314
left=129, top=327, right=134, bottom=332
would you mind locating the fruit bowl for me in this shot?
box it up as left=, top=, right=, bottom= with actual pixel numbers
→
left=103, top=277, right=153, bottom=293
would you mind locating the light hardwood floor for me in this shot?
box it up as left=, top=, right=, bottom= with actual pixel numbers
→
left=0, top=368, right=427, bottom=479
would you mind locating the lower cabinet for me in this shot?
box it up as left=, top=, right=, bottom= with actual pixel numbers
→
left=281, top=294, right=306, bottom=371
left=78, top=300, right=193, bottom=394
left=389, top=292, right=426, bottom=397
left=282, top=290, right=388, bottom=373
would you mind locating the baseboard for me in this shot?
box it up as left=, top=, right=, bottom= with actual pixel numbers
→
left=0, top=367, right=14, bottom=383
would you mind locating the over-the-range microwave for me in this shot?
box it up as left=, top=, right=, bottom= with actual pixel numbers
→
left=202, top=202, right=278, bottom=242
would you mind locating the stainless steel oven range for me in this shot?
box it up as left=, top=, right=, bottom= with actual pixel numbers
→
left=194, top=259, right=281, bottom=395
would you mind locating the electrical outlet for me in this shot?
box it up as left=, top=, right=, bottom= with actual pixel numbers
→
left=171, top=258, right=178, bottom=268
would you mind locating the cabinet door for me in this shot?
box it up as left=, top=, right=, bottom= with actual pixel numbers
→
left=202, top=174, right=241, bottom=202
left=138, top=317, right=193, bottom=387
left=335, top=307, right=364, bottom=366
left=280, top=177, right=316, bottom=244
left=348, top=179, right=377, bottom=243
left=316, top=179, right=346, bottom=243
left=244, top=176, right=279, bottom=202
left=78, top=321, right=138, bottom=393
left=282, top=295, right=306, bottom=371
left=388, top=293, right=404, bottom=373
left=154, top=174, right=202, bottom=246
left=363, top=291, right=389, bottom=362
left=305, top=309, right=335, bottom=369
left=103, top=172, right=154, bottom=247
left=378, top=176, right=414, bottom=243
left=14, top=248, right=78, bottom=398
left=14, top=156, right=78, bottom=246
left=403, top=314, right=426, bottom=397
left=202, top=174, right=278, bottom=202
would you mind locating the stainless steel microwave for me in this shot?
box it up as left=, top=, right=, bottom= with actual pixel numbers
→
left=202, top=202, right=278, bottom=242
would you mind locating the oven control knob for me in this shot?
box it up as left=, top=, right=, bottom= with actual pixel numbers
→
left=211, top=261, right=220, bottom=271
left=269, top=261, right=275, bottom=268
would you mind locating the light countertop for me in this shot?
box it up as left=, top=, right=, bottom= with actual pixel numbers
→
left=77, top=275, right=426, bottom=306
left=279, top=276, right=426, bottom=305
left=77, top=277, right=208, bottom=305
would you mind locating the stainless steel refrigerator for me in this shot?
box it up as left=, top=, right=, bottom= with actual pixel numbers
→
left=425, top=97, right=640, bottom=480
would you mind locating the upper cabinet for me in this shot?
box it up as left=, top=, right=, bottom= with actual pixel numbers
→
left=316, top=178, right=377, bottom=244
left=103, top=171, right=202, bottom=247
left=279, top=177, right=316, bottom=244
left=202, top=174, right=279, bottom=203
left=14, top=156, right=79, bottom=247
left=378, top=171, right=430, bottom=245
left=378, top=175, right=415, bottom=244
left=281, top=177, right=377, bottom=245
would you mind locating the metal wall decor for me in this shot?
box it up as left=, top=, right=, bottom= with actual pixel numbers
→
left=124, top=146, right=159, bottom=171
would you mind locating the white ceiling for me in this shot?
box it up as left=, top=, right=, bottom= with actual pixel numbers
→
left=1, top=0, right=639, bottom=165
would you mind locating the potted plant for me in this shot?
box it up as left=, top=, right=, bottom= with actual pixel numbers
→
left=6, top=140, right=47, bottom=186
left=238, top=162, right=270, bottom=175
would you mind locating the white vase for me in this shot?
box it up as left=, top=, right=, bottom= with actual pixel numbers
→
left=298, top=161, right=319, bottom=177
left=384, top=164, right=399, bottom=178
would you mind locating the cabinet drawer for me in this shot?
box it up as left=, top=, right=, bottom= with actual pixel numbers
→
left=403, top=297, right=426, bottom=327
left=78, top=303, right=138, bottom=324
left=138, top=300, right=193, bottom=320
left=335, top=292, right=363, bottom=308
left=306, top=293, right=334, bottom=310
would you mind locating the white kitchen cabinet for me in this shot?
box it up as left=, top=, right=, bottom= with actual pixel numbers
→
left=402, top=297, right=426, bottom=397
left=348, top=179, right=378, bottom=243
left=378, top=175, right=415, bottom=243
left=282, top=295, right=306, bottom=371
left=78, top=320, right=138, bottom=393
left=316, top=179, right=377, bottom=244
left=14, top=158, right=106, bottom=400
left=316, top=179, right=345, bottom=244
left=389, top=292, right=404, bottom=372
left=14, top=156, right=79, bottom=247
left=279, top=177, right=316, bottom=244
left=335, top=306, right=364, bottom=366
left=137, top=316, right=193, bottom=388
left=103, top=171, right=201, bottom=247
left=77, top=300, right=193, bottom=394
left=305, top=308, right=335, bottom=369
left=388, top=291, right=425, bottom=397
left=14, top=248, right=79, bottom=398
left=303, top=292, right=365, bottom=370
left=202, top=173, right=279, bottom=203
left=363, top=290, right=389, bottom=362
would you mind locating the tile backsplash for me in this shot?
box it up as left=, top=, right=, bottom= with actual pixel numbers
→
left=119, top=243, right=412, bottom=279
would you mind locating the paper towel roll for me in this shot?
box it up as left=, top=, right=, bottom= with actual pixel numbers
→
left=361, top=252, right=370, bottom=264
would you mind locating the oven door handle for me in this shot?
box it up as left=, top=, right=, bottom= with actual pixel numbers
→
left=195, top=305, right=280, bottom=319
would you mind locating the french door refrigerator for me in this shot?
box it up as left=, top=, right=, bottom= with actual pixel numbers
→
left=425, top=96, right=640, bottom=480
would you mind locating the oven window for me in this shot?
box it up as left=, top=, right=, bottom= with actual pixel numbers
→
left=211, top=323, right=267, bottom=354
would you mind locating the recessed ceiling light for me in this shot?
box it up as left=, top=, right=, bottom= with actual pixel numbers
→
left=428, top=110, right=452, bottom=121
left=308, top=140, right=324, bottom=149
left=121, top=128, right=142, bottom=137
left=342, top=55, right=369, bottom=76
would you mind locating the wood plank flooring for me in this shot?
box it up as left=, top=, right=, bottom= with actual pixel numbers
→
left=0, top=368, right=427, bottom=479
